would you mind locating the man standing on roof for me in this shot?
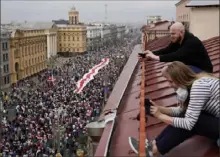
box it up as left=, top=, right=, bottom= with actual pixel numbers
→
left=141, top=22, right=213, bottom=73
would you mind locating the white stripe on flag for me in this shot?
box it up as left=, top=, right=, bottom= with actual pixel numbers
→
left=74, top=58, right=109, bottom=93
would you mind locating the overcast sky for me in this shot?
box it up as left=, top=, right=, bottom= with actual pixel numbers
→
left=1, top=1, right=178, bottom=24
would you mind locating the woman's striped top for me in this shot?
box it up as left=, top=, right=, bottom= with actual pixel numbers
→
left=172, top=77, right=219, bottom=130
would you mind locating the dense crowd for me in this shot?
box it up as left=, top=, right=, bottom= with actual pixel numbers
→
left=0, top=34, right=140, bottom=157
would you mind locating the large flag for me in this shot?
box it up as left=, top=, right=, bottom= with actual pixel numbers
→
left=74, top=58, right=110, bottom=93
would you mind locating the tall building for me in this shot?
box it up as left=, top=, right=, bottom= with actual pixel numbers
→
left=86, top=25, right=101, bottom=51
left=1, top=22, right=58, bottom=84
left=9, top=28, right=47, bottom=84
left=56, top=7, right=87, bottom=55
left=147, top=15, right=162, bottom=25
left=0, top=30, right=11, bottom=90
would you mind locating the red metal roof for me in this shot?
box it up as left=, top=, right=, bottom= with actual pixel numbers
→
left=95, top=35, right=220, bottom=157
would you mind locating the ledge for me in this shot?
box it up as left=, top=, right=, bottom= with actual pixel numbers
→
left=94, top=44, right=142, bottom=156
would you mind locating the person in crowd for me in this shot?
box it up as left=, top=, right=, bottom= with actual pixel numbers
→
left=140, top=22, right=213, bottom=73
left=129, top=61, right=219, bottom=157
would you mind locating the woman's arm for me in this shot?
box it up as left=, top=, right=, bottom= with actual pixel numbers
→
left=159, top=106, right=184, bottom=117
left=158, top=106, right=172, bottom=115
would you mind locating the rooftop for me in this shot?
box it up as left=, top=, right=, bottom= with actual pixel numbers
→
left=95, top=35, right=220, bottom=156
left=186, top=0, right=219, bottom=7
left=1, top=21, right=55, bottom=31
left=52, top=19, right=69, bottom=25
left=141, top=21, right=173, bottom=32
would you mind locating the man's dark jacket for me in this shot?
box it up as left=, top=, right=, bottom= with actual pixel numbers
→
left=153, top=31, right=213, bottom=73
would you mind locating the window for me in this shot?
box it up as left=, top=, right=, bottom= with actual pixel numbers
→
left=4, top=77, right=7, bottom=85
left=4, top=75, right=10, bottom=84
left=5, top=54, right=8, bottom=61
left=3, top=54, right=6, bottom=61
left=2, top=42, right=8, bottom=50
left=3, top=64, right=9, bottom=73
left=2, top=43, right=4, bottom=50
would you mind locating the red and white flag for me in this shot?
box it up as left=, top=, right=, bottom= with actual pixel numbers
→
left=74, top=58, right=109, bottom=93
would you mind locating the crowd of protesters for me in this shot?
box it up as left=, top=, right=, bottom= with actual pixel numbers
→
left=0, top=33, right=141, bottom=157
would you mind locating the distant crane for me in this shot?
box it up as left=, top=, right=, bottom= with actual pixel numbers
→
left=104, top=4, right=108, bottom=23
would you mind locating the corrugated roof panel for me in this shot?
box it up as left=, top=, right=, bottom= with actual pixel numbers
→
left=105, top=35, right=220, bottom=157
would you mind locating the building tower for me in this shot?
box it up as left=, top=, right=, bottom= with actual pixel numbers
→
left=68, top=6, right=79, bottom=25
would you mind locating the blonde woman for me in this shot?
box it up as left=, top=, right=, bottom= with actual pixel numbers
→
left=129, top=61, right=219, bottom=157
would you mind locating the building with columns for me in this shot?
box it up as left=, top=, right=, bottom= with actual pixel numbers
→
left=9, top=28, right=47, bottom=84
left=44, top=25, right=58, bottom=59
left=55, top=6, right=87, bottom=55
left=1, top=21, right=58, bottom=84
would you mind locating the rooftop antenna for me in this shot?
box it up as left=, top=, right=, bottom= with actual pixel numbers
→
left=104, top=4, right=108, bottom=24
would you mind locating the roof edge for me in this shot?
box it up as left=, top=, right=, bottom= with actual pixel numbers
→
left=186, top=4, right=220, bottom=7
left=95, top=44, right=142, bottom=156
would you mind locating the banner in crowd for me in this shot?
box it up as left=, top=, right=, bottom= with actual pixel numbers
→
left=74, top=58, right=110, bottom=94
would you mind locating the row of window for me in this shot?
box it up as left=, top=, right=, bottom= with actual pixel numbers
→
left=178, top=14, right=189, bottom=21
left=61, top=32, right=86, bottom=36
left=59, top=36, right=80, bottom=41
left=22, top=55, right=46, bottom=67
left=2, top=42, right=8, bottom=50
left=59, top=43, right=81, bottom=47
left=16, top=44, right=46, bottom=57
left=14, top=38, right=46, bottom=48
left=60, top=48, right=81, bottom=52
left=24, top=63, right=45, bottom=76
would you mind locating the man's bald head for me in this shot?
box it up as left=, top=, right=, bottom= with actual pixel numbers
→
left=170, top=22, right=185, bottom=32
left=170, top=22, right=185, bottom=44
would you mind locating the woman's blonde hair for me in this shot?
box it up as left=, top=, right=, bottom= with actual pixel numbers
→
left=164, top=61, right=217, bottom=88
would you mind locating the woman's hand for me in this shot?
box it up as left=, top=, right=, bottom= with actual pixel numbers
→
left=150, top=100, right=162, bottom=118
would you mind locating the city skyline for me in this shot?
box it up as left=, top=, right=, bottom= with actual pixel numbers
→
left=1, top=1, right=178, bottom=24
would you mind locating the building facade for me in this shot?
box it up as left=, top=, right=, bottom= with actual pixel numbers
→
left=0, top=30, right=11, bottom=89
left=10, top=29, right=47, bottom=83
left=176, top=0, right=219, bottom=40
left=86, top=25, right=101, bottom=51
left=176, top=0, right=191, bottom=22
left=56, top=7, right=87, bottom=55
left=141, top=21, right=173, bottom=42
left=116, top=25, right=126, bottom=39
left=147, top=15, right=162, bottom=25
left=109, top=25, right=118, bottom=45
left=92, top=23, right=111, bottom=47
left=186, top=1, right=219, bottom=40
